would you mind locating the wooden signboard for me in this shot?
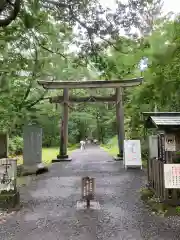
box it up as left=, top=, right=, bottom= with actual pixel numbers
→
left=82, top=177, right=95, bottom=207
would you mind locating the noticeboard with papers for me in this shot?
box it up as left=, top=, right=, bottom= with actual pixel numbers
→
left=124, top=140, right=142, bottom=169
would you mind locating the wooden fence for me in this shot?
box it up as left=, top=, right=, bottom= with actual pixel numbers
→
left=148, top=156, right=180, bottom=205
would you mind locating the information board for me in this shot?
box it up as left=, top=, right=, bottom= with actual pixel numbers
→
left=123, top=140, right=142, bottom=169
left=164, top=164, right=180, bottom=189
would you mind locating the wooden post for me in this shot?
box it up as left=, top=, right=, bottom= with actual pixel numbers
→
left=53, top=88, right=72, bottom=162
left=115, top=87, right=125, bottom=159
left=63, top=88, right=68, bottom=157
left=86, top=199, right=90, bottom=208
left=59, top=119, right=64, bottom=156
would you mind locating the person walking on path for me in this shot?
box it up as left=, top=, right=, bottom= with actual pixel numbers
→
left=80, top=140, right=86, bottom=150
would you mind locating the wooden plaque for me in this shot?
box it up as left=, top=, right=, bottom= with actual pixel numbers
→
left=82, top=177, right=95, bottom=200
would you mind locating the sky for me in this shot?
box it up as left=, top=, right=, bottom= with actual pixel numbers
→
left=163, top=0, right=180, bottom=14
left=96, top=0, right=180, bottom=71
left=70, top=0, right=180, bottom=53
left=99, top=0, right=180, bottom=15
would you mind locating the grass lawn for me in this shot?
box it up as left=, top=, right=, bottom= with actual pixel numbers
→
left=101, top=144, right=118, bottom=156
left=101, top=136, right=118, bottom=157
left=14, top=146, right=77, bottom=166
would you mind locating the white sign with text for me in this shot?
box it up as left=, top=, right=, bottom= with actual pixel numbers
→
left=124, top=140, right=142, bottom=169
left=164, top=164, right=180, bottom=189
left=0, top=158, right=17, bottom=192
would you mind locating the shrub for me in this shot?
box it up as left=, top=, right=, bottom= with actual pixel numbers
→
left=42, top=135, right=60, bottom=147
left=9, top=136, right=23, bottom=155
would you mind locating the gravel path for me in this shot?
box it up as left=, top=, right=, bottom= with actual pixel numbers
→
left=0, top=146, right=180, bottom=240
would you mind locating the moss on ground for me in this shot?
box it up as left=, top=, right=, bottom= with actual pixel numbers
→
left=140, top=188, right=154, bottom=201
left=0, top=190, right=20, bottom=210
left=140, top=188, right=166, bottom=215
left=140, top=187, right=180, bottom=216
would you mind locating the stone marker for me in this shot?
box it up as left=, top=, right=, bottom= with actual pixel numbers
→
left=23, top=124, right=42, bottom=166
left=22, top=124, right=48, bottom=176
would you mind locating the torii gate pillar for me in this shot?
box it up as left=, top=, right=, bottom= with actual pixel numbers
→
left=52, top=88, right=72, bottom=162
left=115, top=87, right=125, bottom=160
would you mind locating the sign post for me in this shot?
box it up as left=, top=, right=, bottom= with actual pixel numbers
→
left=82, top=177, right=95, bottom=208
left=123, top=140, right=142, bottom=169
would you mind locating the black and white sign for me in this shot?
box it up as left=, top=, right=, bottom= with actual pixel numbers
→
left=0, top=158, right=17, bottom=192
left=165, top=134, right=176, bottom=152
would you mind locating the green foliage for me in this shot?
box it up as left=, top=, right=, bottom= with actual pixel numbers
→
left=0, top=0, right=178, bottom=151
left=9, top=136, right=23, bottom=155
left=176, top=206, right=180, bottom=213
left=101, top=136, right=119, bottom=156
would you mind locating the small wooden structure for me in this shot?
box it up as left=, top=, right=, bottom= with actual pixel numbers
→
left=38, top=78, right=143, bottom=161
left=143, top=112, right=180, bottom=205
left=82, top=176, right=95, bottom=208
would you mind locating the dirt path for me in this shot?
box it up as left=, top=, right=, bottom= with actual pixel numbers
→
left=0, top=146, right=180, bottom=240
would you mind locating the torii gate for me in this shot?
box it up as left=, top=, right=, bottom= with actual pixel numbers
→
left=37, top=78, right=143, bottom=162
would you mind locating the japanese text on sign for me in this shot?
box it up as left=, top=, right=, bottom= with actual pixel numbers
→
left=172, top=166, right=180, bottom=177
left=0, top=158, right=17, bottom=192
left=164, top=164, right=180, bottom=188
left=124, top=140, right=142, bottom=168
left=82, top=177, right=94, bottom=200
left=158, top=134, right=166, bottom=162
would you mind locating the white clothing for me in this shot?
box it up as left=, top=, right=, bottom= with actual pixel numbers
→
left=80, top=140, right=85, bottom=150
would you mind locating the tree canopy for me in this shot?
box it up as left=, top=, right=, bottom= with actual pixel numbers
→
left=1, top=0, right=180, bottom=154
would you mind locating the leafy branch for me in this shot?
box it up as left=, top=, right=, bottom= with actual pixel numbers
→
left=30, top=30, right=68, bottom=60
